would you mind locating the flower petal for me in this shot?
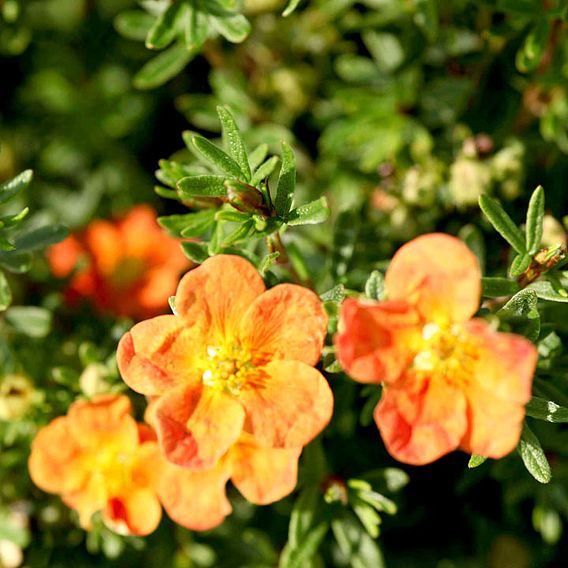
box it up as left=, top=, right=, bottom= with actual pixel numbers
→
left=154, top=385, right=245, bottom=469
left=67, top=394, right=138, bottom=450
left=175, top=255, right=265, bottom=337
left=117, top=315, right=203, bottom=396
left=460, top=320, right=537, bottom=458
left=28, top=417, right=86, bottom=495
left=48, top=236, right=85, bottom=278
left=159, top=460, right=232, bottom=531
left=240, top=284, right=328, bottom=366
left=103, top=489, right=162, bottom=536
left=335, top=298, right=421, bottom=384
left=239, top=361, right=333, bottom=448
left=230, top=439, right=301, bottom=504
left=385, top=233, right=481, bottom=324
left=375, top=371, right=468, bottom=465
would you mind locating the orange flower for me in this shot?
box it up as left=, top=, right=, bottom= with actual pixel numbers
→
left=159, top=433, right=302, bottom=531
left=117, top=255, right=333, bottom=469
left=28, top=395, right=164, bottom=536
left=335, top=233, right=537, bottom=465
left=48, top=205, right=190, bottom=319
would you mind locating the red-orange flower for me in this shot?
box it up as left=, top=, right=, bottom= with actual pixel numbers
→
left=335, top=233, right=537, bottom=465
left=48, top=205, right=190, bottom=319
left=28, top=395, right=164, bottom=536
left=117, top=254, right=333, bottom=469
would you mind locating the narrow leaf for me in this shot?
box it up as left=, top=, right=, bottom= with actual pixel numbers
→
left=526, top=280, right=568, bottom=303
left=217, top=106, right=251, bottom=181
left=4, top=306, right=52, bottom=338
left=525, top=397, right=568, bottom=423
left=526, top=185, right=545, bottom=255
left=133, top=43, right=196, bottom=90
left=249, top=144, right=269, bottom=171
left=250, top=156, right=280, bottom=186
left=192, top=135, right=243, bottom=179
left=283, top=0, right=302, bottom=17
left=275, top=141, right=296, bottom=217
left=287, top=197, right=330, bottom=226
left=282, top=522, right=328, bottom=568
left=509, top=253, right=531, bottom=278
left=114, top=11, right=155, bottom=41
left=479, top=194, right=527, bottom=254
left=0, top=271, right=12, bottom=311
left=481, top=277, right=520, bottom=297
left=145, top=2, right=182, bottom=49
left=177, top=175, right=228, bottom=197
left=181, top=241, right=209, bottom=263
left=365, top=271, right=384, bottom=300
left=0, top=170, right=33, bottom=205
left=518, top=424, right=551, bottom=483
left=14, top=224, right=68, bottom=252
left=158, top=210, right=216, bottom=237
left=468, top=454, right=487, bottom=468
left=209, top=14, right=251, bottom=43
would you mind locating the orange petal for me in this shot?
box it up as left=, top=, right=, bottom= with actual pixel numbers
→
left=159, top=460, right=232, bottom=531
left=117, top=315, right=203, bottom=396
left=335, top=298, right=421, bottom=384
left=85, top=220, right=123, bottom=276
left=240, top=361, right=333, bottom=448
left=459, top=320, right=537, bottom=458
left=240, top=284, right=328, bottom=366
left=375, top=371, right=468, bottom=465
left=230, top=440, right=301, bottom=504
left=67, top=394, right=138, bottom=450
left=103, top=489, right=162, bottom=536
left=154, top=385, right=245, bottom=469
left=174, top=255, right=265, bottom=337
left=48, top=236, right=85, bottom=278
left=28, top=417, right=86, bottom=495
left=385, top=233, right=481, bottom=324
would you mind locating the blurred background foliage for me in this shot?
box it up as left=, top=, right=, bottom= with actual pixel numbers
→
left=1, top=0, right=568, bottom=566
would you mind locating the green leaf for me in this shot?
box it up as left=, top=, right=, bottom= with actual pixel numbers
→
left=133, top=43, right=196, bottom=90
left=215, top=210, right=250, bottom=223
left=479, top=194, right=527, bottom=254
left=331, top=514, right=386, bottom=568
left=526, top=185, right=545, bottom=255
left=525, top=396, right=568, bottom=423
left=275, top=141, right=296, bottom=218
left=0, top=271, right=12, bottom=311
left=0, top=170, right=33, bottom=205
left=158, top=210, right=216, bottom=237
left=181, top=241, right=209, bottom=263
left=283, top=0, right=302, bottom=17
left=526, top=280, right=568, bottom=302
left=0, top=251, right=33, bottom=273
left=509, top=253, right=531, bottom=278
left=145, top=2, right=183, bottom=49
left=250, top=156, right=280, bottom=186
left=518, top=424, right=551, bottom=484
left=114, top=11, right=155, bottom=41
left=185, top=4, right=208, bottom=49
left=14, top=224, right=68, bottom=252
left=281, top=522, right=328, bottom=568
left=259, top=252, right=280, bottom=276
left=4, top=306, right=52, bottom=338
left=221, top=218, right=254, bottom=246
left=217, top=106, right=251, bottom=181
left=499, top=288, right=540, bottom=341
left=209, top=14, right=251, bottom=43
left=481, top=277, right=520, bottom=297
left=177, top=175, right=228, bottom=197
left=287, top=197, right=330, bottom=226
left=516, top=19, right=550, bottom=73
left=192, top=135, right=244, bottom=179
left=0, top=207, right=30, bottom=229
left=249, top=144, right=269, bottom=171
left=468, top=454, right=487, bottom=468
left=459, top=224, right=485, bottom=271
left=320, top=285, right=346, bottom=303
left=289, top=486, right=320, bottom=550
left=365, top=270, right=384, bottom=300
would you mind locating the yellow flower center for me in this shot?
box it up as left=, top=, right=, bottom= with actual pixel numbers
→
left=201, top=344, right=258, bottom=396
left=412, top=323, right=478, bottom=385
left=84, top=445, right=136, bottom=497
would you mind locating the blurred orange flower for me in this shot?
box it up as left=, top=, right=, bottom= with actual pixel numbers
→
left=28, top=395, right=164, bottom=536
left=48, top=205, right=190, bottom=319
left=117, top=254, right=333, bottom=469
left=335, top=233, right=537, bottom=465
